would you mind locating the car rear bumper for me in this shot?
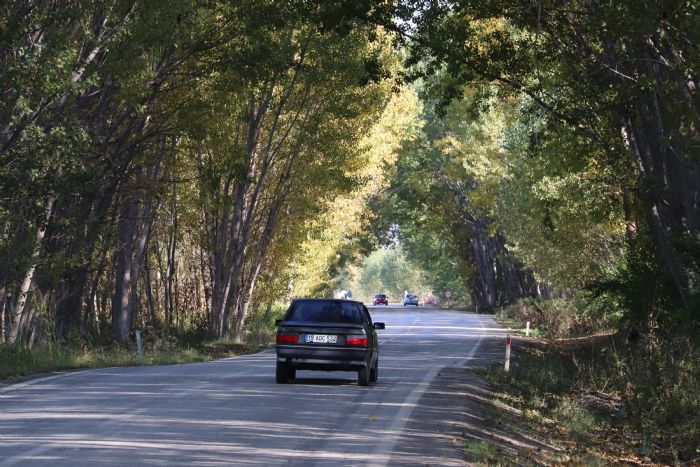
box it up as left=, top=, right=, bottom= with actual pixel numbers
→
left=276, top=344, right=371, bottom=371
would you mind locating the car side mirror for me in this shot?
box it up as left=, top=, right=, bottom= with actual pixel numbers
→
left=274, top=319, right=282, bottom=326
left=373, top=322, right=385, bottom=330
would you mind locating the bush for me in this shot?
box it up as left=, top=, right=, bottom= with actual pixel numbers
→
left=243, top=302, right=287, bottom=346
left=502, top=295, right=617, bottom=338
left=0, top=341, right=74, bottom=379
left=481, top=325, right=700, bottom=464
left=618, top=329, right=700, bottom=461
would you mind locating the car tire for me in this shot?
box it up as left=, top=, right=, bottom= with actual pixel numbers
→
left=276, top=362, right=291, bottom=384
left=370, top=361, right=378, bottom=382
left=358, top=365, right=370, bottom=386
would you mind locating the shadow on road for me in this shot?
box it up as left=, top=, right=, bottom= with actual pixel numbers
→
left=1, top=311, right=529, bottom=466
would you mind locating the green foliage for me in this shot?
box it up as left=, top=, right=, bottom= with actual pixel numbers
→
left=501, top=296, right=620, bottom=339
left=0, top=334, right=267, bottom=381
left=0, top=342, right=137, bottom=380
left=497, top=100, right=629, bottom=288
left=1, top=0, right=404, bottom=344
left=464, top=440, right=511, bottom=465
left=620, top=330, right=700, bottom=459
left=352, top=245, right=430, bottom=302
left=553, top=399, right=597, bottom=443
left=397, top=223, right=473, bottom=304
left=242, top=302, right=287, bottom=347
left=370, top=91, right=478, bottom=303
left=481, top=330, right=700, bottom=463
left=396, top=0, right=700, bottom=315
left=288, top=86, right=419, bottom=298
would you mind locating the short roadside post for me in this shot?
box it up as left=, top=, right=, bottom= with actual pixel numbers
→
left=504, top=334, right=511, bottom=372
left=135, top=330, right=145, bottom=365
left=526, top=321, right=530, bottom=337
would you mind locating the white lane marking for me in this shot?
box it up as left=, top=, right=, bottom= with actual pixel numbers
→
left=367, top=315, right=487, bottom=467
left=382, top=325, right=507, bottom=331
left=0, top=370, right=91, bottom=395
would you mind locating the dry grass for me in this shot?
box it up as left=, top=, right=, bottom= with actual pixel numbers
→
left=476, top=332, right=700, bottom=465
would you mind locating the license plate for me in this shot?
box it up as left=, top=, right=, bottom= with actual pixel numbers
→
left=304, top=334, right=337, bottom=344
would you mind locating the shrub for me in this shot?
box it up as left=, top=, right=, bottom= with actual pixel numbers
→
left=482, top=325, right=700, bottom=464
left=243, top=302, right=287, bottom=346
left=503, top=295, right=617, bottom=338
left=617, top=330, right=700, bottom=461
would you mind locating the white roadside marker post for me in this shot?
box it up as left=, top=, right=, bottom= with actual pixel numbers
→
left=526, top=321, right=530, bottom=337
left=135, top=330, right=145, bottom=365
left=505, top=334, right=511, bottom=372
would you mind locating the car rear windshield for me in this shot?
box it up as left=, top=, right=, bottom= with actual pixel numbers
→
left=374, top=294, right=386, bottom=298
left=285, top=300, right=365, bottom=324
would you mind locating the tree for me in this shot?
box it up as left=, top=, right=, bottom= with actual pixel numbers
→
left=390, top=0, right=699, bottom=315
left=353, top=245, right=429, bottom=301
left=378, top=80, right=545, bottom=307
left=0, top=1, right=400, bottom=344
left=289, top=84, right=420, bottom=298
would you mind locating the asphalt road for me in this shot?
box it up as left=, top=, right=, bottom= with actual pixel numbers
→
left=0, top=308, right=508, bottom=466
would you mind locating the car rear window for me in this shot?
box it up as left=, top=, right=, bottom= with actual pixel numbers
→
left=374, top=294, right=386, bottom=298
left=285, top=300, right=365, bottom=324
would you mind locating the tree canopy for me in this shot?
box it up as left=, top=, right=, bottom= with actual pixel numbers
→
left=1, top=0, right=698, bottom=346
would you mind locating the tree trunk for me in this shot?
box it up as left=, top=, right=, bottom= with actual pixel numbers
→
left=111, top=195, right=139, bottom=343
left=54, top=177, right=122, bottom=340
left=0, top=285, right=5, bottom=343
left=6, top=197, right=54, bottom=345
left=464, top=216, right=542, bottom=308
left=468, top=219, right=498, bottom=307
left=144, top=250, right=159, bottom=328
left=625, top=106, right=697, bottom=309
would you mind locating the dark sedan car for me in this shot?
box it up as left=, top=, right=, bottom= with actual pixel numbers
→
left=275, top=299, right=385, bottom=386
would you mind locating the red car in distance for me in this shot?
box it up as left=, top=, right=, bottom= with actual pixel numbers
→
left=372, top=293, right=388, bottom=305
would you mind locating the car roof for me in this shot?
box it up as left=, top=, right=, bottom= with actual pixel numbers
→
left=290, top=298, right=364, bottom=305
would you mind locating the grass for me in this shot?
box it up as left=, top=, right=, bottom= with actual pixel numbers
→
left=552, top=399, right=597, bottom=443
left=496, top=315, right=543, bottom=338
left=465, top=440, right=514, bottom=466
left=1, top=304, right=287, bottom=383
left=0, top=336, right=271, bottom=382
left=476, top=342, right=620, bottom=464
left=476, top=331, right=700, bottom=465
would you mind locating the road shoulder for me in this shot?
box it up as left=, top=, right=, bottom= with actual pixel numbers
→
left=387, top=334, right=560, bottom=466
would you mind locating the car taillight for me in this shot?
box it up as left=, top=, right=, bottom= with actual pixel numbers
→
left=346, top=335, right=368, bottom=347
left=276, top=333, right=298, bottom=344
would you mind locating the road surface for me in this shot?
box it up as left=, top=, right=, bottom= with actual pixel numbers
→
left=0, top=308, right=508, bottom=466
